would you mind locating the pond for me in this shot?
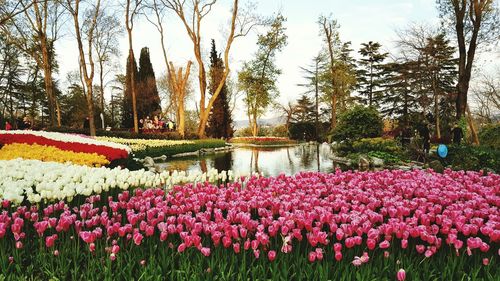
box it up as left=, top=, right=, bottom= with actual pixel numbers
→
left=155, top=143, right=354, bottom=177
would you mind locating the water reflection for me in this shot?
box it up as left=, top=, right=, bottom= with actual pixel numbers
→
left=156, top=143, right=348, bottom=177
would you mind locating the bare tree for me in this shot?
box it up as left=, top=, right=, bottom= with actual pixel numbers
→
left=437, top=0, right=499, bottom=119
left=161, top=0, right=258, bottom=138
left=168, top=61, right=192, bottom=137
left=93, top=4, right=123, bottom=119
left=125, top=0, right=143, bottom=133
left=64, top=0, right=101, bottom=136
left=319, top=15, right=340, bottom=129
left=472, top=72, right=500, bottom=122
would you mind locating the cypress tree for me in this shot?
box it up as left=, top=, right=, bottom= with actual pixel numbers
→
left=137, top=47, right=161, bottom=119
left=206, top=40, right=233, bottom=138
left=121, top=53, right=138, bottom=128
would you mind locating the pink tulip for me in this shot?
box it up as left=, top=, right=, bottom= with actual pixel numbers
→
left=200, top=247, right=211, bottom=257
left=268, top=250, right=276, bottom=261
left=53, top=250, right=59, bottom=256
left=133, top=233, right=143, bottom=246
left=483, top=258, right=489, bottom=266
left=308, top=251, right=317, bottom=263
left=334, top=251, right=342, bottom=261
left=45, top=234, right=57, bottom=248
left=397, top=269, right=406, bottom=281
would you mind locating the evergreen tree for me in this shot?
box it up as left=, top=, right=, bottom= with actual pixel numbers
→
left=292, top=94, right=315, bottom=123
left=206, top=40, right=234, bottom=138
left=356, top=41, right=388, bottom=108
left=121, top=53, right=138, bottom=128
left=420, top=34, right=457, bottom=139
left=380, top=61, right=421, bottom=127
left=137, top=47, right=161, bottom=119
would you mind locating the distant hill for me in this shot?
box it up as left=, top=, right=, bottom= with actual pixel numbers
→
left=233, top=116, right=286, bottom=129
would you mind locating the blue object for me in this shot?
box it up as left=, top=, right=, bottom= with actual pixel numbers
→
left=437, top=144, right=448, bottom=158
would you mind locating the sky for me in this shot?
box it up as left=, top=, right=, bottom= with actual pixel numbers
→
left=54, top=0, right=499, bottom=120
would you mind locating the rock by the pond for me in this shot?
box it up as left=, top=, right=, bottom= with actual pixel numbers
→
left=359, top=156, right=370, bottom=168
left=143, top=156, right=155, bottom=167
left=371, top=157, right=384, bottom=167
left=428, top=160, right=444, bottom=173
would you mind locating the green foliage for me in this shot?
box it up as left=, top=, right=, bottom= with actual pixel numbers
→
left=289, top=122, right=317, bottom=141
left=270, top=125, right=289, bottom=137
left=479, top=123, right=500, bottom=149
left=356, top=41, right=388, bottom=108
left=292, top=95, right=316, bottom=123
left=121, top=54, right=138, bottom=128
left=352, top=137, right=401, bottom=154
left=330, top=106, right=383, bottom=142
left=235, top=127, right=254, bottom=137
left=137, top=47, right=161, bottom=119
left=367, top=151, right=402, bottom=165
left=132, top=139, right=227, bottom=159
left=206, top=40, right=234, bottom=139
left=0, top=238, right=496, bottom=280
left=438, top=145, right=500, bottom=172
left=238, top=14, right=287, bottom=135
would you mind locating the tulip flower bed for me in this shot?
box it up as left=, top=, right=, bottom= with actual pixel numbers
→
left=0, top=169, right=498, bottom=280
left=0, top=158, right=240, bottom=205
left=98, top=137, right=227, bottom=158
left=0, top=130, right=130, bottom=161
left=229, top=137, right=297, bottom=146
left=0, top=143, right=110, bottom=167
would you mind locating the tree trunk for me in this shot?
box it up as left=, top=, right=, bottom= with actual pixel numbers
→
left=252, top=113, right=258, bottom=137
left=466, top=104, right=479, bottom=145
left=56, top=100, right=61, bottom=127
left=177, top=98, right=185, bottom=138
left=40, top=36, right=57, bottom=127
left=432, top=75, right=441, bottom=140
left=99, top=60, right=105, bottom=120
left=128, top=45, right=138, bottom=133
left=331, top=92, right=337, bottom=129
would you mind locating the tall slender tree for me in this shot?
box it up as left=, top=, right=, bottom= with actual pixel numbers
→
left=137, top=47, right=161, bottom=119
left=125, top=0, right=143, bottom=133
left=122, top=54, right=138, bottom=128
left=206, top=40, right=234, bottom=139
left=357, top=41, right=388, bottom=108
left=238, top=14, right=287, bottom=137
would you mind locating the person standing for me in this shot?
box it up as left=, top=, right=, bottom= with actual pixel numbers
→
left=421, top=123, right=431, bottom=154
left=451, top=124, right=463, bottom=145
left=5, top=121, right=12, bottom=130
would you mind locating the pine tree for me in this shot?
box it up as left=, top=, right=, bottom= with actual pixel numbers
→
left=292, top=94, right=315, bottom=123
left=357, top=41, right=388, bottom=108
left=380, top=61, right=421, bottom=127
left=121, top=53, right=138, bottom=128
left=206, top=40, right=233, bottom=139
left=137, top=47, right=161, bottom=119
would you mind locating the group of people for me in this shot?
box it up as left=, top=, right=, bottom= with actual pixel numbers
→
left=399, top=122, right=464, bottom=155
left=4, top=117, right=32, bottom=131
left=139, top=116, right=176, bottom=131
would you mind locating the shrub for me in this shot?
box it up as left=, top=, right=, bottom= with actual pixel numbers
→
left=367, top=151, right=402, bottom=165
left=352, top=137, right=401, bottom=154
left=479, top=123, right=500, bottom=149
left=436, top=144, right=500, bottom=172
left=271, top=124, right=289, bottom=137
left=330, top=106, right=383, bottom=143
